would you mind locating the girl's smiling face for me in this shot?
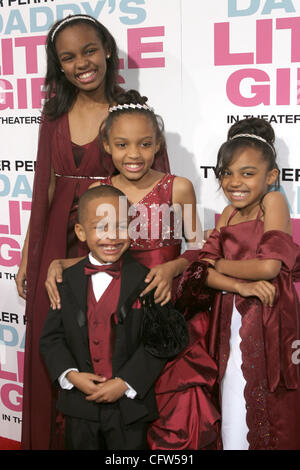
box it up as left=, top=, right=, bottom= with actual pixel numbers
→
left=103, top=113, right=161, bottom=181
left=55, top=23, right=108, bottom=93
left=221, top=147, right=279, bottom=215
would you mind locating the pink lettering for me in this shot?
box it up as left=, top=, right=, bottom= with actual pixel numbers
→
left=0, top=201, right=31, bottom=237
left=277, top=68, right=290, bottom=105
left=214, top=22, right=254, bottom=66
left=14, top=35, right=46, bottom=74
left=1, top=383, right=23, bottom=413
left=0, top=79, right=13, bottom=110
left=17, top=351, right=24, bottom=384
left=226, top=69, right=270, bottom=106
left=128, top=27, right=165, bottom=69
left=0, top=224, right=9, bottom=235
left=31, top=77, right=46, bottom=109
left=9, top=201, right=21, bottom=236
left=22, top=201, right=32, bottom=211
left=1, top=39, right=14, bottom=75
left=0, top=363, right=17, bottom=382
left=256, top=19, right=272, bottom=64
left=17, top=79, right=27, bottom=109
left=276, top=17, right=300, bottom=63
left=0, top=237, right=21, bottom=267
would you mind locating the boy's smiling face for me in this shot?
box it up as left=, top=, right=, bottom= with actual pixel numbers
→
left=75, top=195, right=130, bottom=264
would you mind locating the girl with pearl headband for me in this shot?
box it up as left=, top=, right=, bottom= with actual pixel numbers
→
left=45, top=89, right=221, bottom=450
left=186, top=117, right=300, bottom=449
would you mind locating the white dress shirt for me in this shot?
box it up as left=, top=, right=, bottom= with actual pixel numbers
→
left=58, top=253, right=137, bottom=399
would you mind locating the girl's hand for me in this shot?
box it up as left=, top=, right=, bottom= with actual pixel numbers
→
left=236, top=280, right=276, bottom=307
left=16, top=259, right=27, bottom=299
left=45, top=260, right=64, bottom=309
left=140, top=262, right=177, bottom=306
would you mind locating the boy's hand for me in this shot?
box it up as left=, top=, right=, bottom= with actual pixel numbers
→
left=235, top=280, right=276, bottom=307
left=66, top=371, right=107, bottom=395
left=85, top=378, right=128, bottom=403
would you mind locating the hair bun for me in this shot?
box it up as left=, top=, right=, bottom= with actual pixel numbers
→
left=114, top=89, right=148, bottom=107
left=227, top=117, right=275, bottom=145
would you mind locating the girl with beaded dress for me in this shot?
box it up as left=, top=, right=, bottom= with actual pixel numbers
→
left=16, top=16, right=169, bottom=450
left=46, top=90, right=220, bottom=450
left=187, top=118, right=300, bottom=449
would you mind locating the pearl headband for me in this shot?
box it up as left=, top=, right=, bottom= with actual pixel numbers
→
left=109, top=103, right=154, bottom=113
left=51, top=15, right=97, bottom=42
left=230, top=133, right=275, bottom=155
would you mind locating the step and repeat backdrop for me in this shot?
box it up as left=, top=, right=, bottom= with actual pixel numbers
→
left=0, top=0, right=300, bottom=442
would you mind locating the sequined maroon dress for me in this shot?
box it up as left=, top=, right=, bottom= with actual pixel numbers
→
left=102, top=174, right=220, bottom=450
left=198, top=210, right=300, bottom=450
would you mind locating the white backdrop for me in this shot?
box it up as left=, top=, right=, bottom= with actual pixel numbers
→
left=0, top=0, right=300, bottom=441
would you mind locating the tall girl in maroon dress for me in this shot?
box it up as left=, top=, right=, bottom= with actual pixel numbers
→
left=16, top=16, right=169, bottom=450
left=47, top=90, right=220, bottom=449
left=193, top=118, right=300, bottom=449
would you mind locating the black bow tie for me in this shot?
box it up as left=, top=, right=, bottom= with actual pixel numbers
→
left=84, top=260, right=121, bottom=278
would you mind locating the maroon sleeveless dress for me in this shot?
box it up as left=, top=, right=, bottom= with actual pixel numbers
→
left=198, top=209, right=300, bottom=450
left=102, top=174, right=220, bottom=450
left=102, top=173, right=182, bottom=262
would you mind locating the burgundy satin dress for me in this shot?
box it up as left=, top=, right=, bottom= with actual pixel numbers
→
left=22, top=113, right=170, bottom=450
left=198, top=209, right=300, bottom=450
left=102, top=174, right=220, bottom=450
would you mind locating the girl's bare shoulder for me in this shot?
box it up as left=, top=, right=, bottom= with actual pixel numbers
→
left=262, top=190, right=287, bottom=209
left=173, top=176, right=196, bottom=204
left=216, top=204, right=234, bottom=230
left=173, top=176, right=198, bottom=198
left=262, top=191, right=291, bottom=234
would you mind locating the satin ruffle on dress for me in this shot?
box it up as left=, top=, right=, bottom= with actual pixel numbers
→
left=197, top=210, right=300, bottom=450
left=22, top=113, right=170, bottom=450
left=102, top=174, right=220, bottom=450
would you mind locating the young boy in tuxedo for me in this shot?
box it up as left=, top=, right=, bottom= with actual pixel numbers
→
left=39, top=185, right=169, bottom=450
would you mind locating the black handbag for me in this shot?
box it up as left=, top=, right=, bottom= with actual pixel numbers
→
left=140, top=291, right=189, bottom=359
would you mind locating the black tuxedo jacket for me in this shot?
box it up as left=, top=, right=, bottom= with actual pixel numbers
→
left=39, top=252, right=167, bottom=425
